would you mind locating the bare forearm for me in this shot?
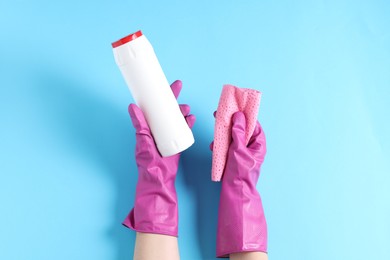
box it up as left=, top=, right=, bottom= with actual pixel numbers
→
left=133, top=232, right=180, bottom=260
left=230, top=252, right=268, bottom=260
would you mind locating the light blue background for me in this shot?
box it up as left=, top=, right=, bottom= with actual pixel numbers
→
left=1, top=1, right=389, bottom=259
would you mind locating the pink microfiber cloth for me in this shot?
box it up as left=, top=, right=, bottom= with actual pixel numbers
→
left=212, top=84, right=262, bottom=182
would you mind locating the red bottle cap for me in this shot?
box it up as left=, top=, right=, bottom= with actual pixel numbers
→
left=112, top=30, right=143, bottom=48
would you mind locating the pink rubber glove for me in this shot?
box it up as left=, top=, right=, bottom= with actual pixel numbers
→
left=214, top=111, right=267, bottom=258
left=122, top=80, right=195, bottom=237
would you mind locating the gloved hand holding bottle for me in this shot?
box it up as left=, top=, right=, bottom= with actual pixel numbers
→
left=123, top=80, right=195, bottom=260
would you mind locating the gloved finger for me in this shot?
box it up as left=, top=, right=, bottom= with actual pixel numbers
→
left=209, top=141, right=214, bottom=151
left=248, top=121, right=266, bottom=151
left=179, top=104, right=190, bottom=117
left=231, top=111, right=246, bottom=145
left=185, top=114, right=196, bottom=129
left=170, top=80, right=182, bottom=99
left=128, top=104, right=151, bottom=136
left=248, top=122, right=261, bottom=147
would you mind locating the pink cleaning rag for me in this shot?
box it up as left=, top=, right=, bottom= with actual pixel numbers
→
left=212, top=84, right=261, bottom=182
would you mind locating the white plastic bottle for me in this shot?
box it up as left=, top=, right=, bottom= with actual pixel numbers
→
left=112, top=30, right=195, bottom=157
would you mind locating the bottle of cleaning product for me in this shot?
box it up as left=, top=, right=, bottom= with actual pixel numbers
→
left=112, top=30, right=194, bottom=156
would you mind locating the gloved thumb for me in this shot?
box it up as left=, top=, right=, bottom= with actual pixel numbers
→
left=231, top=111, right=246, bottom=145
left=128, top=104, right=151, bottom=136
